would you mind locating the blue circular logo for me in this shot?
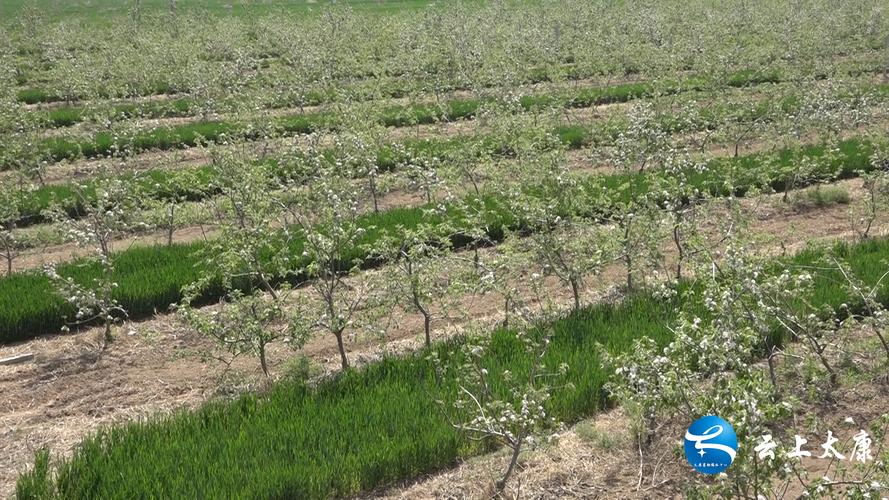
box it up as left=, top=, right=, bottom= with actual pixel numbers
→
left=684, top=415, right=738, bottom=474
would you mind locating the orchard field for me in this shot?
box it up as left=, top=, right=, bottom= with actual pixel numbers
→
left=1, top=1, right=889, bottom=498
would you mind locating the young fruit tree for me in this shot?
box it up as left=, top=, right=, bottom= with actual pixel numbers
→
left=140, top=165, right=207, bottom=247
left=850, top=140, right=889, bottom=240
left=434, top=326, right=571, bottom=494
left=179, top=148, right=304, bottom=379
left=608, top=188, right=666, bottom=292
left=505, top=134, right=612, bottom=310
left=650, top=158, right=709, bottom=281
left=604, top=236, right=798, bottom=495
left=609, top=101, right=674, bottom=174
left=712, top=92, right=780, bottom=158
left=758, top=266, right=844, bottom=388
left=335, top=105, right=390, bottom=214
left=285, top=158, right=385, bottom=370
left=832, top=256, right=889, bottom=364
left=374, top=221, right=455, bottom=348
left=459, top=233, right=534, bottom=331
left=180, top=290, right=289, bottom=379
left=179, top=147, right=297, bottom=377
left=45, top=177, right=145, bottom=347
left=191, top=148, right=290, bottom=299
left=395, top=146, right=446, bottom=205
left=0, top=71, right=48, bottom=184
left=0, top=180, right=25, bottom=276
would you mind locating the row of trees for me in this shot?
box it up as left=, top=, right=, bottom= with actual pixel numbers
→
left=19, top=83, right=888, bottom=492
left=6, top=0, right=885, bottom=107
left=35, top=107, right=889, bottom=369
left=2, top=108, right=883, bottom=500
left=605, top=206, right=889, bottom=497
left=1, top=70, right=882, bottom=275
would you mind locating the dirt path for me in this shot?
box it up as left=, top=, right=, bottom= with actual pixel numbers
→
left=1, top=179, right=887, bottom=497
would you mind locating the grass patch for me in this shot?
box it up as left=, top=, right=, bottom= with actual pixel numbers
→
left=574, top=420, right=629, bottom=451
left=37, top=98, right=197, bottom=128
left=793, top=184, right=852, bottom=209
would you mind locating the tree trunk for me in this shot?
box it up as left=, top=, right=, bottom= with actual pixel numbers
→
left=335, top=331, right=350, bottom=370
left=570, top=276, right=581, bottom=311
left=766, top=345, right=779, bottom=396
left=102, top=319, right=113, bottom=349
left=624, top=221, right=634, bottom=291
left=496, top=439, right=523, bottom=493
left=167, top=204, right=175, bottom=246
left=256, top=271, right=279, bottom=301
left=861, top=186, right=876, bottom=240
left=625, top=252, right=634, bottom=291
left=410, top=279, right=432, bottom=347
left=369, top=176, right=379, bottom=213
left=673, top=222, right=684, bottom=280
left=258, top=342, right=270, bottom=378
left=502, top=296, right=510, bottom=329
left=422, top=311, right=431, bottom=347
left=872, top=326, right=889, bottom=364
left=810, top=339, right=837, bottom=387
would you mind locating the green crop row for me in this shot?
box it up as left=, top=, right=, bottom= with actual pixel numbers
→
left=9, top=84, right=866, bottom=231
left=14, top=236, right=889, bottom=499
left=25, top=57, right=884, bottom=130
left=14, top=167, right=219, bottom=227
left=12, top=131, right=469, bottom=227
left=14, top=65, right=806, bottom=170
left=13, top=44, right=777, bottom=107
left=32, top=75, right=642, bottom=131
left=0, top=203, right=461, bottom=344
left=16, top=80, right=655, bottom=169
left=38, top=97, right=197, bottom=128
left=15, top=81, right=180, bottom=106
left=10, top=81, right=844, bottom=229
left=14, top=58, right=607, bottom=106
left=0, top=137, right=877, bottom=344
left=7, top=116, right=611, bottom=227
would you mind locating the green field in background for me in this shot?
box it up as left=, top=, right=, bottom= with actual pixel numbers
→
left=0, top=0, right=466, bottom=21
